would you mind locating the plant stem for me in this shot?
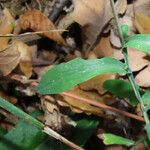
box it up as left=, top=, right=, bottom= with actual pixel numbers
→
left=0, top=97, right=84, bottom=150
left=110, top=0, right=150, bottom=125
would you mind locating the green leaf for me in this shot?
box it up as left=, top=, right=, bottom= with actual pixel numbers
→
left=37, top=57, right=126, bottom=94
left=0, top=120, right=47, bottom=150
left=124, top=34, right=150, bottom=54
left=121, top=24, right=129, bottom=39
left=103, top=133, right=135, bottom=146
left=103, top=79, right=138, bottom=106
left=70, top=115, right=99, bottom=147
left=142, top=88, right=150, bottom=111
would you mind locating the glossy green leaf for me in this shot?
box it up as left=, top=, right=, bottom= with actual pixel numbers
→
left=37, top=57, right=126, bottom=94
left=103, top=133, right=135, bottom=146
left=124, top=34, right=150, bottom=53
left=103, top=79, right=138, bottom=106
left=142, top=88, right=150, bottom=111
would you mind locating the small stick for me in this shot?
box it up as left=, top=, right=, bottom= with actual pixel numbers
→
left=61, top=92, right=144, bottom=122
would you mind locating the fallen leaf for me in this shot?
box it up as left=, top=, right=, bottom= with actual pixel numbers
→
left=60, top=86, right=105, bottom=116
left=135, top=13, right=150, bottom=33
left=17, top=9, right=66, bottom=46
left=79, top=74, right=116, bottom=94
left=0, top=43, right=20, bottom=76
left=113, top=48, right=150, bottom=72
left=93, top=35, right=113, bottom=58
left=0, top=40, right=33, bottom=77
left=135, top=65, right=150, bottom=87
left=0, top=8, right=14, bottom=50
left=14, top=40, right=33, bottom=78
left=71, top=0, right=127, bottom=45
left=128, top=48, right=150, bottom=72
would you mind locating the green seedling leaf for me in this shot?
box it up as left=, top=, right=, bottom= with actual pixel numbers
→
left=124, top=34, right=150, bottom=54
left=103, top=133, right=135, bottom=146
left=37, top=57, right=126, bottom=94
left=103, top=79, right=138, bottom=106
left=121, top=24, right=129, bottom=39
left=142, top=88, right=150, bottom=111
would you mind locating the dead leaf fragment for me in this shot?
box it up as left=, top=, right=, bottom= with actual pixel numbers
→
left=0, top=44, right=20, bottom=76
left=60, top=87, right=106, bottom=116
left=128, top=48, right=150, bottom=72
left=79, top=74, right=116, bottom=94
left=17, top=9, right=66, bottom=45
left=135, top=13, right=150, bottom=33
left=94, top=35, right=113, bottom=58
left=71, top=0, right=106, bottom=44
left=135, top=65, right=150, bottom=87
left=0, top=8, right=14, bottom=50
left=14, top=40, right=33, bottom=78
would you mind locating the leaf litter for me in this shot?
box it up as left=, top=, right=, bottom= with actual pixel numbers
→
left=0, top=0, right=150, bottom=149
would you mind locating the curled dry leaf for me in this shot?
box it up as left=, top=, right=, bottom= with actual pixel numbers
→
left=0, top=8, right=14, bottom=50
left=17, top=9, right=66, bottom=46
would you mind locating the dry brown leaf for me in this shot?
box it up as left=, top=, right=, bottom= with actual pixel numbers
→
left=17, top=9, right=66, bottom=46
left=128, top=48, right=150, bottom=72
left=14, top=40, right=33, bottom=78
left=93, top=35, right=113, bottom=57
left=79, top=74, right=116, bottom=94
left=135, top=65, right=150, bottom=87
left=71, top=0, right=108, bottom=45
left=113, top=48, right=150, bottom=72
left=115, top=0, right=127, bottom=15
left=135, top=13, right=150, bottom=33
left=126, top=0, right=150, bottom=17
left=113, top=48, right=123, bottom=60
left=60, top=86, right=105, bottom=116
left=0, top=40, right=33, bottom=77
left=0, top=8, right=14, bottom=50
left=71, top=0, right=127, bottom=45
left=0, top=43, right=20, bottom=76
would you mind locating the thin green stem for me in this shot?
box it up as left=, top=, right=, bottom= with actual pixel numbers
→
left=110, top=0, right=150, bottom=125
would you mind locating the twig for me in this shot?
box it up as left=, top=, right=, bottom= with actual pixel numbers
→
left=0, top=97, right=84, bottom=150
left=110, top=0, right=150, bottom=125
left=0, top=30, right=67, bottom=38
left=61, top=92, right=144, bottom=122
